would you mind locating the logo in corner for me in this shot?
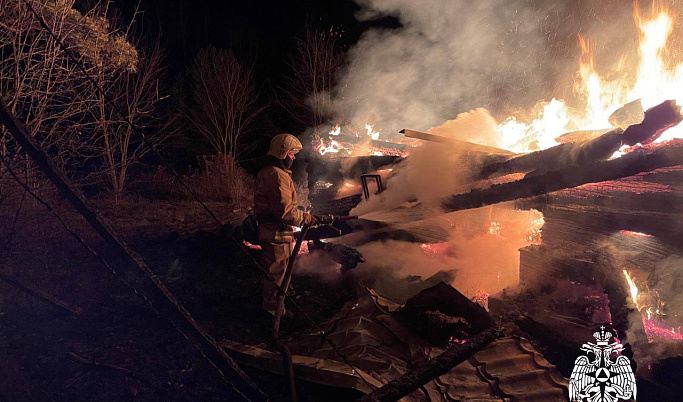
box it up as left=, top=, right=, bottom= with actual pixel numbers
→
left=569, top=326, right=636, bottom=402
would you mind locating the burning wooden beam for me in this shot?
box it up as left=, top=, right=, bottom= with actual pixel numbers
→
left=442, top=141, right=683, bottom=212
left=478, top=100, right=682, bottom=179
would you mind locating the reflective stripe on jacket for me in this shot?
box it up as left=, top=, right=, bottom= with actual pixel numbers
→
left=254, top=165, right=304, bottom=243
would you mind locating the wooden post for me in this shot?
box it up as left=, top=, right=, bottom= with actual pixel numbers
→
left=0, top=100, right=266, bottom=401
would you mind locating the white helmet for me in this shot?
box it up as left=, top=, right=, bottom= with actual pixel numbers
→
left=268, top=133, right=303, bottom=159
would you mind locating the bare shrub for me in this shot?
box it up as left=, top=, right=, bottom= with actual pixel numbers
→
left=0, top=0, right=137, bottom=167
left=182, top=155, right=253, bottom=209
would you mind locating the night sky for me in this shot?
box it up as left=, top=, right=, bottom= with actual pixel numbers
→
left=112, top=0, right=395, bottom=81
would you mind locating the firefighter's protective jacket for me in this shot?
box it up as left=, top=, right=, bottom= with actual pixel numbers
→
left=254, top=165, right=304, bottom=243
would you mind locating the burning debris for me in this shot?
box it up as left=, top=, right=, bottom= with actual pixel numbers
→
left=221, top=283, right=571, bottom=401
left=232, top=2, right=683, bottom=400
left=313, top=123, right=409, bottom=158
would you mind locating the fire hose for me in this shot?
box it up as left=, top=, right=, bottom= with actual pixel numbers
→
left=314, top=214, right=359, bottom=225
left=271, top=215, right=359, bottom=401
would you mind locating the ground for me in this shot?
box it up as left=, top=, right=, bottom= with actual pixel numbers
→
left=0, top=193, right=356, bottom=401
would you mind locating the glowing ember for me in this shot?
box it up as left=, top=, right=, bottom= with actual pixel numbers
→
left=488, top=221, right=502, bottom=237
left=314, top=180, right=334, bottom=191
left=420, top=242, right=452, bottom=256
left=329, top=124, right=341, bottom=136
left=243, top=241, right=262, bottom=250
left=642, top=319, right=683, bottom=340
left=448, top=337, right=468, bottom=345
left=471, top=290, right=489, bottom=310
left=619, top=230, right=652, bottom=238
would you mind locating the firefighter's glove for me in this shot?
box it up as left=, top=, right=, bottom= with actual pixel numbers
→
left=303, top=212, right=318, bottom=226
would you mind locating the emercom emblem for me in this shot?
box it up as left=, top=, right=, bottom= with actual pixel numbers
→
left=569, top=326, right=636, bottom=402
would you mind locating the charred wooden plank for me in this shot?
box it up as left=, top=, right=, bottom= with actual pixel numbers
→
left=443, top=142, right=683, bottom=212
left=478, top=100, right=682, bottom=179
left=400, top=128, right=516, bottom=156
left=609, top=99, right=644, bottom=128
left=356, top=326, right=504, bottom=402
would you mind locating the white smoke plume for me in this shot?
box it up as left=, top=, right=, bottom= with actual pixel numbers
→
left=331, top=0, right=646, bottom=138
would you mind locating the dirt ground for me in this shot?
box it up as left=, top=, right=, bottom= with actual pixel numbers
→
left=0, top=194, right=357, bottom=401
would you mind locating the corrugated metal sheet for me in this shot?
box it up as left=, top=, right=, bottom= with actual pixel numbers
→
left=220, top=289, right=569, bottom=401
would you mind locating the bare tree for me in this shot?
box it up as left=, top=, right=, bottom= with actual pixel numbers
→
left=277, top=23, right=345, bottom=133
left=0, top=0, right=137, bottom=181
left=91, top=40, right=173, bottom=201
left=183, top=46, right=264, bottom=161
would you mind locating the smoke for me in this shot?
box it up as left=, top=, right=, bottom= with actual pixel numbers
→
left=332, top=0, right=558, bottom=135
left=329, top=0, right=662, bottom=138
left=649, top=255, right=683, bottom=325
left=346, top=206, right=544, bottom=302
left=349, top=108, right=500, bottom=216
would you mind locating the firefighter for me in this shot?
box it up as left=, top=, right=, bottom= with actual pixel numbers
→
left=254, top=133, right=317, bottom=315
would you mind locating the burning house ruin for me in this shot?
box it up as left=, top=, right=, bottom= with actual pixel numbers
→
left=225, top=3, right=683, bottom=401
left=4, top=1, right=683, bottom=401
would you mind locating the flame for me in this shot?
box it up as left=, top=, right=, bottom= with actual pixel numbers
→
left=317, top=123, right=406, bottom=157
left=623, top=269, right=683, bottom=342
left=319, top=139, right=342, bottom=155
left=495, top=2, right=683, bottom=154
left=365, top=124, right=380, bottom=140
left=623, top=269, right=639, bottom=306
left=488, top=221, right=502, bottom=237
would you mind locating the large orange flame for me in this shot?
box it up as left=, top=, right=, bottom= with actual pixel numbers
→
left=497, top=1, right=683, bottom=154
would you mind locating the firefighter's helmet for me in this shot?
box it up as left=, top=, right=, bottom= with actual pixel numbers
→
left=268, top=134, right=302, bottom=159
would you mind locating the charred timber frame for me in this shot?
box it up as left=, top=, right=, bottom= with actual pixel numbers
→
left=478, top=100, right=681, bottom=179
left=442, top=142, right=683, bottom=212
left=443, top=100, right=683, bottom=212
left=0, top=100, right=267, bottom=401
